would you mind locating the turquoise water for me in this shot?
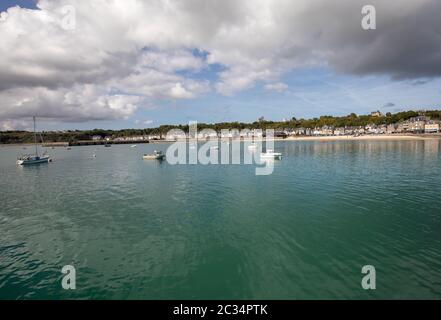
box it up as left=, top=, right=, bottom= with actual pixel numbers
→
left=1, top=140, right=441, bottom=299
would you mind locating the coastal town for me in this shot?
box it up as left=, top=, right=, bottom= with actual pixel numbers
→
left=93, top=111, right=441, bottom=142
left=1, top=110, right=441, bottom=145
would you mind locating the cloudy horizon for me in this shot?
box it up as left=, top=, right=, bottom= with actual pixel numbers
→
left=1, top=0, right=441, bottom=131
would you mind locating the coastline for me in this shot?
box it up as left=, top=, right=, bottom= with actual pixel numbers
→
left=2, top=134, right=441, bottom=146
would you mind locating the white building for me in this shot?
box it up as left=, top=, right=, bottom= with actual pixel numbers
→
left=408, top=121, right=425, bottom=133
left=387, top=124, right=397, bottom=134
left=425, top=122, right=440, bottom=133
left=334, top=128, right=346, bottom=136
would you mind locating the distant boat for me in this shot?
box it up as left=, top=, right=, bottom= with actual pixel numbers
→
left=248, top=143, right=258, bottom=150
left=17, top=117, right=51, bottom=165
left=131, top=145, right=137, bottom=148
left=260, top=149, right=282, bottom=160
left=104, top=143, right=111, bottom=147
left=143, top=150, right=165, bottom=160
left=66, top=147, right=72, bottom=150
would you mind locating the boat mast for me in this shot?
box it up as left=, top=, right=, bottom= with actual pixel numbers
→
left=33, top=116, right=39, bottom=157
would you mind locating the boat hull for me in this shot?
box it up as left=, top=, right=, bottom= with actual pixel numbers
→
left=17, top=156, right=51, bottom=165
left=143, top=155, right=165, bottom=160
left=260, top=153, right=282, bottom=160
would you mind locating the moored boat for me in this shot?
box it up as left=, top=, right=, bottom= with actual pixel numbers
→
left=17, top=154, right=51, bottom=165
left=17, top=116, right=51, bottom=165
left=143, top=150, right=165, bottom=160
left=260, top=149, right=282, bottom=159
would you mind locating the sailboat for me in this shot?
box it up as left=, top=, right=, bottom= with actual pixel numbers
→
left=17, top=117, right=51, bottom=165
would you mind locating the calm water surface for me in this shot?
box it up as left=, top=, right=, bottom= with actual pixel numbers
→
left=1, top=140, right=441, bottom=299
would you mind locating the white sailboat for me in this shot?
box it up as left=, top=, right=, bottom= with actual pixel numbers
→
left=17, top=117, right=51, bottom=165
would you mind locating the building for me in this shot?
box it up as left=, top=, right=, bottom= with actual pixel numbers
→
left=396, top=121, right=410, bottom=133
left=408, top=121, right=425, bottom=133
left=410, top=116, right=430, bottom=122
left=334, top=127, right=346, bottom=136
left=313, top=128, right=322, bottom=136
left=354, top=126, right=365, bottom=134
left=166, top=132, right=187, bottom=140
left=295, top=128, right=307, bottom=136
left=387, top=124, right=397, bottom=134
left=365, top=124, right=377, bottom=134
left=92, top=135, right=102, bottom=141
left=425, top=122, right=440, bottom=133
left=371, top=110, right=384, bottom=117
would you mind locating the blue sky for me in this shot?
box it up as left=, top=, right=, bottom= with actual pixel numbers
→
left=1, top=0, right=440, bottom=130
left=0, top=0, right=36, bottom=11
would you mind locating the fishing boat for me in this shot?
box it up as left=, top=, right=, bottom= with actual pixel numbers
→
left=17, top=117, right=51, bottom=165
left=260, top=149, right=282, bottom=160
left=143, top=150, right=165, bottom=160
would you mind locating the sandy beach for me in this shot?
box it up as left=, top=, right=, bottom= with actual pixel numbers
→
left=283, top=134, right=441, bottom=142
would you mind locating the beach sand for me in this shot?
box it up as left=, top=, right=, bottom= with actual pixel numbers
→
left=283, top=134, right=441, bottom=142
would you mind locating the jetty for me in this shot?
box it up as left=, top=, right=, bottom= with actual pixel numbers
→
left=43, top=140, right=150, bottom=147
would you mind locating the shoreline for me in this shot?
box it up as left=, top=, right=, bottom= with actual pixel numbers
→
left=1, top=134, right=441, bottom=147
left=283, top=134, right=441, bottom=141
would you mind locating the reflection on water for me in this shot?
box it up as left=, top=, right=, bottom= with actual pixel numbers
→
left=0, top=140, right=441, bottom=299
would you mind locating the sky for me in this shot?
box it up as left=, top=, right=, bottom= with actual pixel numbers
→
left=0, top=0, right=441, bottom=131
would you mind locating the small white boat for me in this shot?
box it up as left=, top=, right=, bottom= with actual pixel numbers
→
left=260, top=149, right=282, bottom=159
left=131, top=145, right=137, bottom=148
left=143, top=150, right=165, bottom=160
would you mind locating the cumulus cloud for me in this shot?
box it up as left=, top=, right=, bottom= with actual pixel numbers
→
left=0, top=0, right=440, bottom=127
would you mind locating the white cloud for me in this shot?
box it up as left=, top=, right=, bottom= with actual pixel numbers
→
left=0, top=85, right=139, bottom=122
left=0, top=0, right=440, bottom=128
